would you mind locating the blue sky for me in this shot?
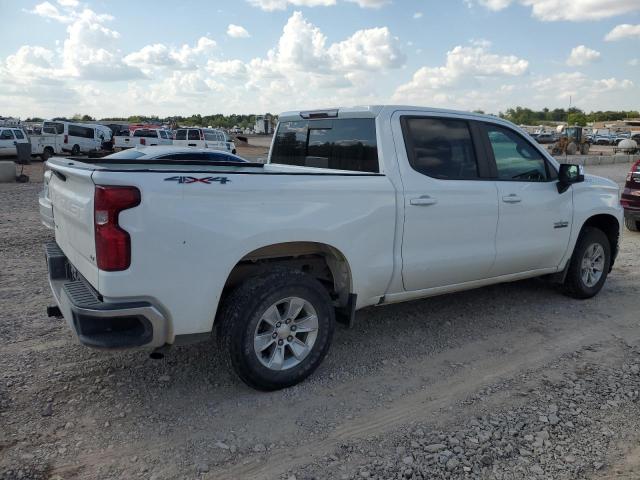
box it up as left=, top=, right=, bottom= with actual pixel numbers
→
left=0, top=0, right=638, bottom=118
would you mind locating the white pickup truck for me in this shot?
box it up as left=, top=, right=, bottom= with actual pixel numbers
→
left=41, top=106, right=623, bottom=390
left=30, top=132, right=64, bottom=160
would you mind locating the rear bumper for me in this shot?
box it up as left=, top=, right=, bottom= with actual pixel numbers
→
left=45, top=242, right=169, bottom=349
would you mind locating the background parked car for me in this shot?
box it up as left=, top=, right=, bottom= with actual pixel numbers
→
left=42, top=121, right=112, bottom=155
left=621, top=159, right=640, bottom=232
left=99, top=145, right=247, bottom=162
left=173, top=127, right=237, bottom=154
left=535, top=133, right=555, bottom=144
left=0, top=127, right=29, bottom=158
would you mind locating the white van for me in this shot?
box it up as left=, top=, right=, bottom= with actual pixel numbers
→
left=0, top=127, right=30, bottom=158
left=173, top=128, right=236, bottom=154
left=42, top=121, right=112, bottom=155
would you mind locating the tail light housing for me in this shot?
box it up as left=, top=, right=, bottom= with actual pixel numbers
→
left=140, top=137, right=146, bottom=145
left=94, top=186, right=141, bottom=271
left=626, top=159, right=640, bottom=183
left=64, top=134, right=68, bottom=144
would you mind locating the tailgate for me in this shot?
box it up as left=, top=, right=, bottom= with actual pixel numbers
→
left=48, top=162, right=99, bottom=288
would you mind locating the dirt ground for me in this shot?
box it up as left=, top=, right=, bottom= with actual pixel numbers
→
left=1, top=161, right=639, bottom=480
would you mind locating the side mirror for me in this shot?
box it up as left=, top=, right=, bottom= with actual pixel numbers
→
left=557, top=163, right=584, bottom=193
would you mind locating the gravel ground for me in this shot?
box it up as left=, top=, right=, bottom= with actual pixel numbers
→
left=1, top=161, right=639, bottom=480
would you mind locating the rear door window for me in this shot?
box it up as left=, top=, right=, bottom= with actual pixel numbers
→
left=188, top=129, right=201, bottom=140
left=13, top=130, right=25, bottom=139
left=401, top=117, right=479, bottom=180
left=271, top=118, right=379, bottom=173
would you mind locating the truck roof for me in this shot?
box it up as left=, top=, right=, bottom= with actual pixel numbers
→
left=278, top=105, right=501, bottom=123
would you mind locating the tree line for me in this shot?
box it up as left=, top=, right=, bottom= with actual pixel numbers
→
left=498, top=107, right=640, bottom=126
left=23, top=108, right=639, bottom=128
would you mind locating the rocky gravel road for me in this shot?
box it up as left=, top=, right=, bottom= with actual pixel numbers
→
left=1, top=162, right=639, bottom=480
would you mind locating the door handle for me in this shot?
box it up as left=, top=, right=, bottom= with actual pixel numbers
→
left=188, top=143, right=197, bottom=146
left=410, top=195, right=438, bottom=206
left=502, top=194, right=522, bottom=203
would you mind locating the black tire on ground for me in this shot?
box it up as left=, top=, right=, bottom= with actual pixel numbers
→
left=216, top=269, right=335, bottom=391
left=563, top=227, right=611, bottom=299
left=625, top=216, right=640, bottom=232
left=41, top=147, right=53, bottom=161
left=71, top=145, right=80, bottom=156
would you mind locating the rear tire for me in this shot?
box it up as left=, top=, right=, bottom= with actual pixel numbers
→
left=216, top=269, right=335, bottom=391
left=625, top=216, right=640, bottom=232
left=563, top=227, right=611, bottom=299
left=71, top=144, right=80, bottom=156
left=41, top=147, right=53, bottom=161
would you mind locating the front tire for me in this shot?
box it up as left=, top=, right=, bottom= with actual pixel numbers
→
left=563, top=227, right=611, bottom=299
left=216, top=269, right=335, bottom=391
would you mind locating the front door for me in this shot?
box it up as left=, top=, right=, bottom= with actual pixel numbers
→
left=480, top=123, right=573, bottom=276
left=392, top=113, right=499, bottom=291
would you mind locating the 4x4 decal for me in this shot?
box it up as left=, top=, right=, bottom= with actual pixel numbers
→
left=164, top=176, right=230, bottom=184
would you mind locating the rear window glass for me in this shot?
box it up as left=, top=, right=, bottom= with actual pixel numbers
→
left=204, top=132, right=218, bottom=141
left=13, top=130, right=25, bottom=139
left=188, top=129, right=201, bottom=140
left=134, top=129, right=159, bottom=138
left=175, top=129, right=186, bottom=140
left=104, top=150, right=147, bottom=160
left=270, top=118, right=378, bottom=173
left=43, top=122, right=64, bottom=134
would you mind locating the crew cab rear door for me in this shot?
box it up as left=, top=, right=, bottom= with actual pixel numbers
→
left=391, top=111, right=499, bottom=291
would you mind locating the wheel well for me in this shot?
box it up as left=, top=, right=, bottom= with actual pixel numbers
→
left=223, top=242, right=352, bottom=308
left=581, top=214, right=620, bottom=267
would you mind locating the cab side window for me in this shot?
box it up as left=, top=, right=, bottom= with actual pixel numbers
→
left=14, top=130, right=25, bottom=139
left=401, top=117, right=479, bottom=180
left=484, top=125, right=550, bottom=182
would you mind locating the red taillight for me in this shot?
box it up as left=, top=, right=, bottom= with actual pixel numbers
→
left=94, top=186, right=141, bottom=271
left=627, top=160, right=640, bottom=182
left=64, top=134, right=68, bottom=144
left=140, top=138, right=146, bottom=145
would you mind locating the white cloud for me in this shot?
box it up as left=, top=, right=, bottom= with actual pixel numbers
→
left=346, top=0, right=390, bottom=7
left=124, top=37, right=216, bottom=70
left=61, top=9, right=144, bottom=81
left=605, top=24, right=640, bottom=41
left=532, top=72, right=633, bottom=105
left=206, top=59, right=248, bottom=79
left=413, top=12, right=423, bottom=19
left=393, top=42, right=528, bottom=106
left=5, top=46, right=56, bottom=80
left=247, top=0, right=335, bottom=10
left=227, top=24, right=251, bottom=38
left=629, top=58, right=640, bottom=67
left=27, top=1, right=73, bottom=22
left=470, top=0, right=640, bottom=21
left=245, top=0, right=388, bottom=10
left=57, top=0, right=78, bottom=6
left=566, top=45, right=600, bottom=66
left=328, top=26, right=405, bottom=70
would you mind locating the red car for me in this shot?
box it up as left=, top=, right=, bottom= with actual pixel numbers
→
left=621, top=159, right=640, bottom=231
